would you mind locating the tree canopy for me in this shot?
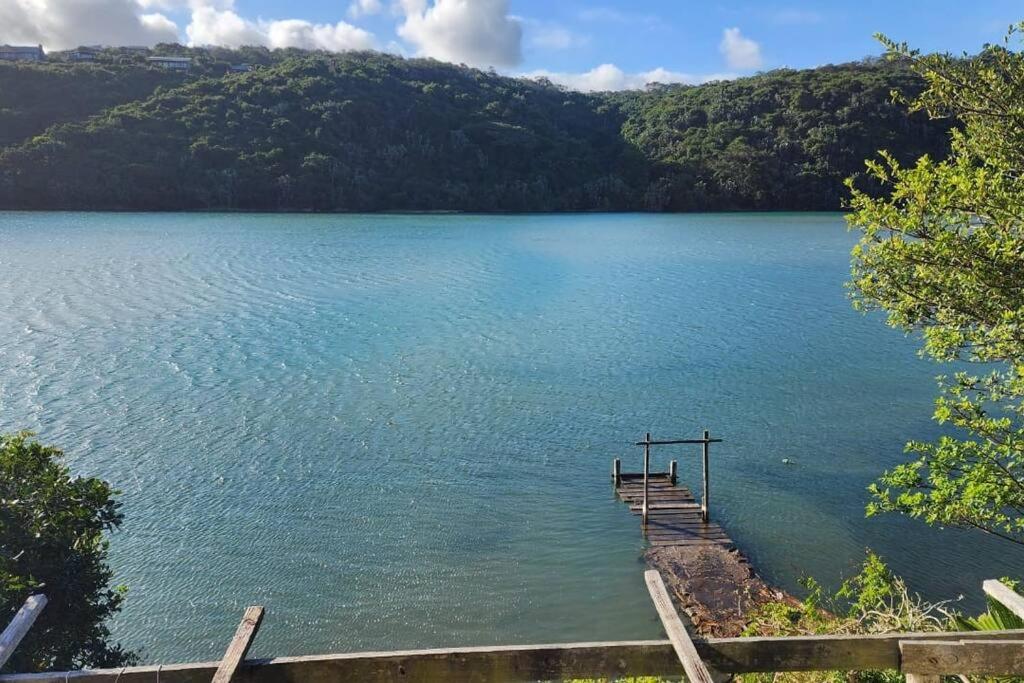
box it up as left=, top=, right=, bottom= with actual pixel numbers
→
left=848, top=27, right=1024, bottom=546
left=0, top=49, right=950, bottom=212
left=0, top=432, right=134, bottom=672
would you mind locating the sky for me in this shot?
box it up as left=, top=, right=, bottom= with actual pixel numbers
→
left=2, top=0, right=1021, bottom=91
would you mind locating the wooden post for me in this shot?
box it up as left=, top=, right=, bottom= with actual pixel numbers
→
left=643, top=432, right=651, bottom=528
left=211, top=606, right=265, bottom=683
left=901, top=639, right=1024, bottom=677
left=983, top=579, right=1024, bottom=620
left=905, top=674, right=941, bottom=683
left=644, top=570, right=716, bottom=683
left=900, top=640, right=944, bottom=683
left=669, top=460, right=677, bottom=485
left=0, top=595, right=47, bottom=670
left=701, top=429, right=710, bottom=523
left=612, top=458, right=621, bottom=488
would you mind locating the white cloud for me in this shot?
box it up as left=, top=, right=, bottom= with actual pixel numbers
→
left=186, top=7, right=375, bottom=51
left=186, top=7, right=262, bottom=46
left=0, top=0, right=179, bottom=50
left=719, top=27, right=763, bottom=70
left=266, top=19, right=375, bottom=51
left=397, top=0, right=522, bottom=68
left=347, top=0, right=382, bottom=19
left=524, top=63, right=734, bottom=92
left=140, top=12, right=180, bottom=36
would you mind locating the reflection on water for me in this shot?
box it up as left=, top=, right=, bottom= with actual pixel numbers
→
left=0, top=211, right=1019, bottom=663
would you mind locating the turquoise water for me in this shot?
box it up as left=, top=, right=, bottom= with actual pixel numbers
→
left=0, top=211, right=1020, bottom=664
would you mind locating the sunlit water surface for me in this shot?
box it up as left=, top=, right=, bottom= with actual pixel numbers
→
left=0, top=212, right=1020, bottom=664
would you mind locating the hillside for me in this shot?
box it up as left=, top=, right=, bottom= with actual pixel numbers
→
left=0, top=50, right=951, bottom=212
left=0, top=62, right=186, bottom=148
left=618, top=61, right=947, bottom=210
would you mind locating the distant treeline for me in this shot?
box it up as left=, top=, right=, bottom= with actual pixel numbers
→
left=0, top=47, right=951, bottom=212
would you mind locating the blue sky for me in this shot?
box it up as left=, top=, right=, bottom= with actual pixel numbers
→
left=3, top=0, right=1022, bottom=90
left=345, top=1, right=1021, bottom=74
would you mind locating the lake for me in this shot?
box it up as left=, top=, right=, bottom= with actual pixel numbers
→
left=0, top=211, right=1019, bottom=664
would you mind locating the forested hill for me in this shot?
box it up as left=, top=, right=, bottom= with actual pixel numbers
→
left=0, top=50, right=951, bottom=212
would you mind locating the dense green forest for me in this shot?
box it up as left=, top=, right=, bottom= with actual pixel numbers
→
left=0, top=48, right=951, bottom=211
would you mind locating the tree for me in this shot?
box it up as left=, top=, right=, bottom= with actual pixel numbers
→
left=847, top=26, right=1024, bottom=546
left=1, top=51, right=950, bottom=212
left=0, top=432, right=135, bottom=673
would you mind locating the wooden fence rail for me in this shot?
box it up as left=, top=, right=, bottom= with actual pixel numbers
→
left=0, top=596, right=47, bottom=671
left=4, top=630, right=1024, bottom=683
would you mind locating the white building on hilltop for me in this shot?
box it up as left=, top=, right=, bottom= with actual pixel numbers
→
left=147, top=56, right=191, bottom=71
left=0, top=45, right=45, bottom=62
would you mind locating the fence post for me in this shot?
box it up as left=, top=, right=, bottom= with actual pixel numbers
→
left=701, top=430, right=710, bottom=523
left=905, top=675, right=940, bottom=683
left=612, top=458, right=621, bottom=487
left=643, top=432, right=651, bottom=528
left=669, top=460, right=677, bottom=485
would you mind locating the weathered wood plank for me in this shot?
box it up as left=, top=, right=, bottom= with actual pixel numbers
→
left=630, top=503, right=702, bottom=511
left=634, top=438, right=723, bottom=446
left=618, top=472, right=673, bottom=480
left=5, top=631, right=1024, bottom=682
left=6, top=630, right=1024, bottom=683
left=211, top=606, right=264, bottom=683
left=900, top=639, right=1024, bottom=676
left=983, top=580, right=1024, bottom=620
left=704, top=630, right=1024, bottom=673
left=0, top=595, right=47, bottom=670
left=645, top=570, right=716, bottom=683
left=701, top=429, right=710, bottom=522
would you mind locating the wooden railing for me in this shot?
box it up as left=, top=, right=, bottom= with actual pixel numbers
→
left=1, top=578, right=1021, bottom=682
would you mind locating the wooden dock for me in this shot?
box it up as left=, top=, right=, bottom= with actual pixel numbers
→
left=613, top=431, right=796, bottom=637
left=615, top=473, right=732, bottom=548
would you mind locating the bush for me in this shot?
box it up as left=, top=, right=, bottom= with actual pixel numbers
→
left=0, top=431, right=135, bottom=673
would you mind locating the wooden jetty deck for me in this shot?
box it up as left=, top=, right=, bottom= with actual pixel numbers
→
left=615, top=473, right=732, bottom=548
left=613, top=431, right=796, bottom=637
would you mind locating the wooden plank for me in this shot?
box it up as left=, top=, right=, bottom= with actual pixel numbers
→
left=627, top=491, right=697, bottom=497
left=704, top=630, right=1024, bottom=674
left=645, top=570, right=716, bottom=683
left=901, top=639, right=1024, bottom=676
left=211, top=606, right=264, bottom=683
left=642, top=432, right=651, bottom=526
left=634, top=438, right=723, bottom=446
left=624, top=493, right=696, bottom=500
left=6, top=631, right=1024, bottom=682
left=618, top=472, right=673, bottom=480
left=701, top=429, right=710, bottom=522
left=983, top=580, right=1024, bottom=620
left=626, top=501, right=700, bottom=507
left=0, top=595, right=47, bottom=670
